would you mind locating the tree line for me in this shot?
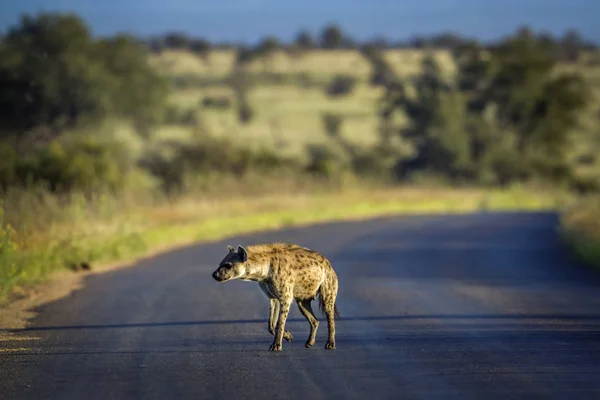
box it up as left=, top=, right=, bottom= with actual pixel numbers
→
left=146, top=23, right=597, bottom=64
left=0, top=12, right=597, bottom=195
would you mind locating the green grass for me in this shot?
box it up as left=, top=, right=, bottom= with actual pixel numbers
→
left=559, top=196, right=600, bottom=270
left=0, top=184, right=571, bottom=304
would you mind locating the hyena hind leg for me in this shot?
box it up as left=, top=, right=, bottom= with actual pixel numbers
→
left=321, top=282, right=339, bottom=350
left=296, top=299, right=319, bottom=348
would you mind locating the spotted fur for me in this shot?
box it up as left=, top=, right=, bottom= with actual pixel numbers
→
left=212, top=242, right=340, bottom=351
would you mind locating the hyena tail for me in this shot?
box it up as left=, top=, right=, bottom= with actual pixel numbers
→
left=318, top=268, right=341, bottom=320
left=317, top=292, right=340, bottom=320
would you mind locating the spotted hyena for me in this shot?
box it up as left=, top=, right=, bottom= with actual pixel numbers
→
left=211, top=243, right=340, bottom=351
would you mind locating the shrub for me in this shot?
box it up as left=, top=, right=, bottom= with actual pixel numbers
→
left=321, top=113, right=343, bottom=138
left=238, top=102, right=254, bottom=124
left=201, top=96, right=232, bottom=110
left=0, top=208, right=22, bottom=298
left=0, top=136, right=131, bottom=194
left=139, top=136, right=294, bottom=194
left=325, top=74, right=357, bottom=97
left=163, top=105, right=201, bottom=126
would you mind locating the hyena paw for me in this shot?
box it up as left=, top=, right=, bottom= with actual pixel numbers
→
left=269, top=342, right=282, bottom=352
left=325, top=340, right=336, bottom=350
left=305, top=339, right=315, bottom=348
left=284, top=330, right=293, bottom=342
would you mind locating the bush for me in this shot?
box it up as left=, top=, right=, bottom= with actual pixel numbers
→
left=305, top=144, right=350, bottom=179
left=0, top=136, right=131, bottom=194
left=296, top=73, right=316, bottom=89
left=238, top=102, right=254, bottom=124
left=321, top=113, right=343, bottom=138
left=163, top=106, right=201, bottom=126
left=201, top=96, right=232, bottom=110
left=325, top=74, right=357, bottom=97
left=139, top=136, right=293, bottom=194
left=0, top=208, right=22, bottom=299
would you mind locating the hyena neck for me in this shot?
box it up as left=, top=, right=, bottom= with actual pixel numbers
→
left=241, top=257, right=270, bottom=282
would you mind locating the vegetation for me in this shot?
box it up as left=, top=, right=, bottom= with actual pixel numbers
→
left=1, top=11, right=599, bottom=302
left=560, top=197, right=600, bottom=269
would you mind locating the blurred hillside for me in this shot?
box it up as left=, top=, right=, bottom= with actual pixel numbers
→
left=0, top=12, right=599, bottom=299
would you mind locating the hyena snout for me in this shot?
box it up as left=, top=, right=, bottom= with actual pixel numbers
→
left=212, top=267, right=228, bottom=282
left=211, top=269, right=221, bottom=281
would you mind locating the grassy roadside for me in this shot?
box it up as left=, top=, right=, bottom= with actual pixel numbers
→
left=559, top=196, right=600, bottom=270
left=0, top=184, right=572, bottom=305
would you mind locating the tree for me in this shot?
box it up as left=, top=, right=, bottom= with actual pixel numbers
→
left=325, top=74, right=357, bottom=97
left=360, top=45, right=397, bottom=87
left=163, top=32, right=191, bottom=49
left=484, top=31, right=588, bottom=158
left=254, top=36, right=280, bottom=72
left=95, top=34, right=170, bottom=133
left=0, top=13, right=100, bottom=135
left=381, top=27, right=591, bottom=186
left=383, top=55, right=474, bottom=180
left=294, top=30, right=314, bottom=49
left=0, top=13, right=169, bottom=140
left=255, top=36, right=280, bottom=56
left=320, top=24, right=344, bottom=49
left=190, top=38, right=211, bottom=62
left=560, top=29, right=585, bottom=62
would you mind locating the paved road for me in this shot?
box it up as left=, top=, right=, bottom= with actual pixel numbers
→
left=1, top=212, right=600, bottom=400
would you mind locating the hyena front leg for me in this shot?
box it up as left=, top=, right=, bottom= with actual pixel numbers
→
left=260, top=283, right=292, bottom=342
left=270, top=291, right=293, bottom=352
left=268, top=298, right=292, bottom=342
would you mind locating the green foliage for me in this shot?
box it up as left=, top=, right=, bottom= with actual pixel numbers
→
left=320, top=24, right=345, bottom=49
left=0, top=136, right=132, bottom=193
left=360, top=45, right=397, bottom=87
left=0, top=207, right=22, bottom=298
left=139, top=136, right=293, bottom=194
left=255, top=36, right=280, bottom=57
left=238, top=101, right=254, bottom=124
left=163, top=105, right=202, bottom=126
left=227, top=66, right=255, bottom=124
left=235, top=46, right=257, bottom=66
left=305, top=144, right=349, bottom=178
left=201, top=96, right=232, bottom=110
left=294, top=30, right=314, bottom=49
left=321, top=112, right=343, bottom=138
left=189, top=38, right=211, bottom=61
left=0, top=13, right=169, bottom=137
left=325, top=74, right=357, bottom=97
left=95, top=34, right=170, bottom=128
left=379, top=30, right=592, bottom=188
left=162, top=32, right=192, bottom=49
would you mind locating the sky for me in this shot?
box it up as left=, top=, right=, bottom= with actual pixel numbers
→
left=0, top=0, right=598, bottom=44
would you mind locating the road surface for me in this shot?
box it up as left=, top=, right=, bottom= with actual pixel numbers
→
left=1, top=212, right=600, bottom=400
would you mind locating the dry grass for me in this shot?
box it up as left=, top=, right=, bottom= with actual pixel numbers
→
left=0, top=180, right=570, bottom=303
left=148, top=49, right=457, bottom=79
left=152, top=48, right=600, bottom=164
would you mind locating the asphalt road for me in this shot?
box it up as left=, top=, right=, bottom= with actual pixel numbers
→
left=1, top=211, right=600, bottom=400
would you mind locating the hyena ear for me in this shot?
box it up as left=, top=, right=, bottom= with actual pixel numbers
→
left=238, top=245, right=248, bottom=262
left=227, top=245, right=235, bottom=253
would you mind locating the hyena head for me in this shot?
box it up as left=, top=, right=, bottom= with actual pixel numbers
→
left=212, top=245, right=248, bottom=282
